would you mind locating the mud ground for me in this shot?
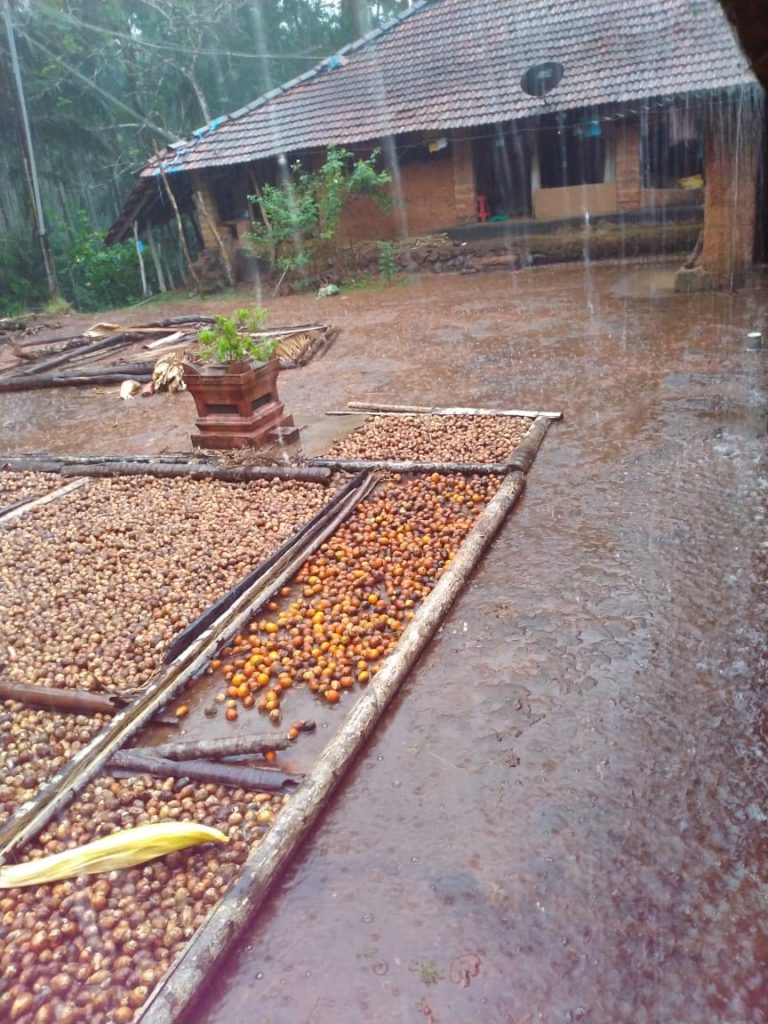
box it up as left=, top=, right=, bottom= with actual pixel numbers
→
left=2, top=262, right=767, bottom=1023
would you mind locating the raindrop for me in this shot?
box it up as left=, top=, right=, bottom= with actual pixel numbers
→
left=411, top=855, right=421, bottom=863
left=362, top=912, right=374, bottom=923
left=255, top=972, right=264, bottom=980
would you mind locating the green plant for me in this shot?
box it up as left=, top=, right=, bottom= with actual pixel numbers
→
left=377, top=240, right=399, bottom=282
left=248, top=146, right=391, bottom=287
left=197, top=307, right=275, bottom=364
left=61, top=227, right=145, bottom=311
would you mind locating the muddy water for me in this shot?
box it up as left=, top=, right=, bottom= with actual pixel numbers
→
left=4, top=263, right=768, bottom=1021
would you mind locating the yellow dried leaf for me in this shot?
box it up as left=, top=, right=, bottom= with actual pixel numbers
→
left=0, top=821, right=228, bottom=889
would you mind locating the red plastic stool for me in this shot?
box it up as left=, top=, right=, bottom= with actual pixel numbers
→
left=476, top=194, right=490, bottom=222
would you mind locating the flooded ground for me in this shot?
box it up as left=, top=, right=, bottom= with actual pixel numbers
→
left=2, top=262, right=767, bottom=1022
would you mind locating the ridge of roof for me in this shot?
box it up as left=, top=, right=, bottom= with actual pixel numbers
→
left=150, top=0, right=440, bottom=173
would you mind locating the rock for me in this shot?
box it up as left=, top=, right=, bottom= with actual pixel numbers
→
left=674, top=266, right=711, bottom=293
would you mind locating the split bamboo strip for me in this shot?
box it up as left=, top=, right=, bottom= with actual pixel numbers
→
left=0, top=472, right=374, bottom=864
left=346, top=401, right=563, bottom=420
left=0, top=477, right=89, bottom=524
left=137, top=469, right=527, bottom=1024
left=164, top=471, right=367, bottom=663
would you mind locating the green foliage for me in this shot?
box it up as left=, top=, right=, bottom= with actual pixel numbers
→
left=248, top=146, right=391, bottom=285
left=0, top=234, right=46, bottom=317
left=377, top=240, right=399, bottom=281
left=197, top=308, right=275, bottom=365
left=60, top=229, right=144, bottom=311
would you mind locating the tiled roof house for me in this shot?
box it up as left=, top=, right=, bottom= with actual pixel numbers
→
left=107, top=0, right=762, bottom=286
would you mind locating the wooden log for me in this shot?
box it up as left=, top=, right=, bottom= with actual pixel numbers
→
left=0, top=680, right=117, bottom=716
left=109, top=750, right=300, bottom=791
left=136, top=469, right=528, bottom=1024
left=505, top=415, right=552, bottom=474
left=1, top=332, right=136, bottom=380
left=148, top=733, right=290, bottom=761
left=0, top=680, right=179, bottom=726
left=0, top=471, right=374, bottom=863
left=0, top=478, right=89, bottom=524
left=306, top=457, right=509, bottom=475
left=58, top=463, right=332, bottom=484
left=0, top=372, right=153, bottom=392
left=1, top=454, right=216, bottom=467
left=346, top=401, right=563, bottom=420
left=142, top=315, right=214, bottom=328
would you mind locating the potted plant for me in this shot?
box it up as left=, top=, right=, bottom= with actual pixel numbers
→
left=183, top=308, right=296, bottom=450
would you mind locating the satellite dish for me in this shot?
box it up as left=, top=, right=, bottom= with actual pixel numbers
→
left=520, top=62, right=564, bottom=97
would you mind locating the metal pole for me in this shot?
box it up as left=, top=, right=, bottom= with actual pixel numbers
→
left=3, top=0, right=59, bottom=298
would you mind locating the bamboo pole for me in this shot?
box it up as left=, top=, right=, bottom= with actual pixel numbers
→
left=134, top=220, right=149, bottom=297
left=137, top=469, right=527, bottom=1024
left=306, top=457, right=509, bottom=475
left=505, top=415, right=551, bottom=473
left=0, top=680, right=180, bottom=726
left=149, top=733, right=290, bottom=760
left=159, top=165, right=201, bottom=292
left=0, top=478, right=89, bottom=524
left=147, top=225, right=168, bottom=293
left=164, top=471, right=368, bottom=663
left=0, top=372, right=153, bottom=392
left=58, top=463, right=332, bottom=484
left=0, top=472, right=374, bottom=864
left=108, top=750, right=299, bottom=792
left=346, top=401, right=563, bottom=420
left=193, top=189, right=235, bottom=288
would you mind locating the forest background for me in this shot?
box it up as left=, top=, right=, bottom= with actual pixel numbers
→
left=0, top=0, right=410, bottom=314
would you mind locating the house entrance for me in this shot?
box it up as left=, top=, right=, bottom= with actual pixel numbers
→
left=473, top=125, right=532, bottom=219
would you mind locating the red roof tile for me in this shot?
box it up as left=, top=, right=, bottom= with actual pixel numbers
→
left=142, top=0, right=756, bottom=176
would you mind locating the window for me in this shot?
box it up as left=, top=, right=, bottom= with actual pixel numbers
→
left=642, top=109, right=703, bottom=188
left=538, top=112, right=605, bottom=188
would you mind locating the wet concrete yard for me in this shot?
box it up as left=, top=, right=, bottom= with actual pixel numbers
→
left=2, top=262, right=767, bottom=1022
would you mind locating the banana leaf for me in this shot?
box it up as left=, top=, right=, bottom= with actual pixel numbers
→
left=0, top=821, right=228, bottom=889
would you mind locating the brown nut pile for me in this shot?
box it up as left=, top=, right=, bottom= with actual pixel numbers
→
left=0, top=702, right=108, bottom=827
left=209, top=472, right=500, bottom=720
left=0, top=476, right=332, bottom=695
left=0, top=773, right=284, bottom=1024
left=324, top=413, right=532, bottom=463
left=0, top=473, right=60, bottom=509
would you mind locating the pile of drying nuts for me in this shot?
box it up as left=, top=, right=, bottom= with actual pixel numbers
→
left=0, top=473, right=59, bottom=509
left=324, top=414, right=532, bottom=463
left=0, top=772, right=285, bottom=1024
left=0, top=476, right=332, bottom=695
left=0, top=703, right=108, bottom=827
left=208, top=472, right=500, bottom=720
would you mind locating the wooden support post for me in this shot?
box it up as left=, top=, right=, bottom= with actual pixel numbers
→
left=158, top=163, right=201, bottom=292
left=134, top=220, right=149, bottom=297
